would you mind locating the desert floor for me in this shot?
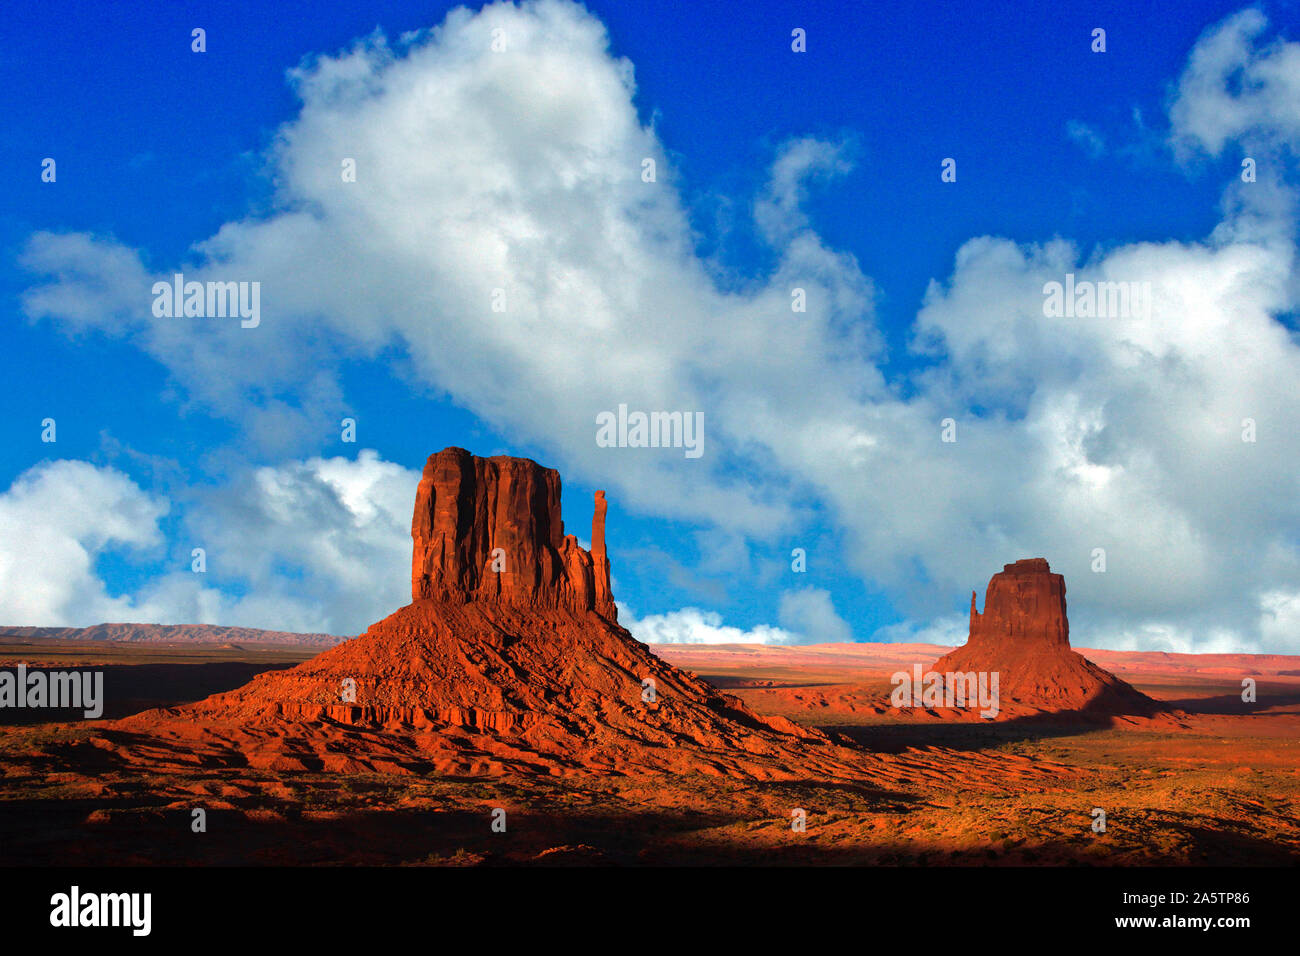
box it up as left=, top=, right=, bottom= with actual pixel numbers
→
left=2, top=637, right=1298, bottom=865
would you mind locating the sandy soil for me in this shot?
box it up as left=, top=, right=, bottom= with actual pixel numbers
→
left=1, top=639, right=1297, bottom=865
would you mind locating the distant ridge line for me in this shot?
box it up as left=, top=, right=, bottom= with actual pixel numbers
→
left=0, top=623, right=345, bottom=646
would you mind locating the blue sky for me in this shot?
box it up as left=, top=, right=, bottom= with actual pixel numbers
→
left=3, top=0, right=1299, bottom=651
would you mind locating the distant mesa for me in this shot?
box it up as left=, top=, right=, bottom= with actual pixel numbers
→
left=932, top=558, right=1160, bottom=717
left=0, top=623, right=342, bottom=647
left=108, top=447, right=867, bottom=779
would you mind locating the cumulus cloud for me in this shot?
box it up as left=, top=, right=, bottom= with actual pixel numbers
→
left=623, top=606, right=796, bottom=645
left=777, top=587, right=852, bottom=644
left=625, top=588, right=851, bottom=647
left=873, top=615, right=969, bottom=647
left=1169, top=8, right=1300, bottom=158
left=15, top=2, right=1300, bottom=651
left=755, top=137, right=857, bottom=241
left=20, top=0, right=872, bottom=533
left=0, top=452, right=415, bottom=634
left=181, top=449, right=416, bottom=633
left=0, top=460, right=168, bottom=625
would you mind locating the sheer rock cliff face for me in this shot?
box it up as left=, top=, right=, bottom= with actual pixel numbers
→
left=410, top=447, right=616, bottom=621
left=966, top=558, right=1069, bottom=653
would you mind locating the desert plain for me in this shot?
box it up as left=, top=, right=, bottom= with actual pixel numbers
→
left=2, top=630, right=1298, bottom=866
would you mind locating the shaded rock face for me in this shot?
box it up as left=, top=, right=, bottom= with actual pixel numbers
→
left=967, top=558, right=1069, bottom=653
left=410, top=447, right=616, bottom=621
left=936, top=558, right=1158, bottom=717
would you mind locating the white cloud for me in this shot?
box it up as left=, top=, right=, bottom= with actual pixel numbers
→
left=181, top=449, right=416, bottom=633
left=0, top=452, right=415, bottom=635
left=777, top=587, right=853, bottom=644
left=1066, top=119, right=1106, bottom=158
left=1256, top=590, right=1300, bottom=654
left=23, top=0, right=871, bottom=532
left=873, top=615, right=969, bottom=647
left=1169, top=8, right=1300, bottom=158
left=755, top=137, right=856, bottom=241
left=623, top=606, right=796, bottom=645
left=624, top=588, right=852, bottom=647
left=1090, top=622, right=1252, bottom=655
left=0, top=460, right=168, bottom=625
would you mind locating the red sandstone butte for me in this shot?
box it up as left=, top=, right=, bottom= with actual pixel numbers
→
left=109, top=448, right=867, bottom=779
left=932, top=558, right=1158, bottom=716
left=409, top=448, right=616, bottom=620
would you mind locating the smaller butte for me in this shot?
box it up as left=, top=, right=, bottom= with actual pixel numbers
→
left=931, top=558, right=1160, bottom=718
